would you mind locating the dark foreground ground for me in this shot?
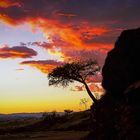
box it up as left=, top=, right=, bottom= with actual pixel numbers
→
left=0, top=131, right=89, bottom=140
left=0, top=111, right=90, bottom=140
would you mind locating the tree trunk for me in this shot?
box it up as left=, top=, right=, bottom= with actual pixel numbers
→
left=83, top=82, right=98, bottom=104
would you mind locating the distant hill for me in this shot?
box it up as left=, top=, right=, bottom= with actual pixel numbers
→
left=0, top=110, right=91, bottom=134
left=0, top=112, right=64, bottom=120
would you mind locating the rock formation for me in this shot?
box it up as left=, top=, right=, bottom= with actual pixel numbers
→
left=85, top=28, right=140, bottom=140
left=102, top=28, right=140, bottom=95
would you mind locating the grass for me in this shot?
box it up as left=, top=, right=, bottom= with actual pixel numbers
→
left=0, top=118, right=40, bottom=130
left=0, top=131, right=89, bottom=140
left=0, top=111, right=91, bottom=139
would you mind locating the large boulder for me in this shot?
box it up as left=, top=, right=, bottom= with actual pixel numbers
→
left=102, top=28, right=140, bottom=95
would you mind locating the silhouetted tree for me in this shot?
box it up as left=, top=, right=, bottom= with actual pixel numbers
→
left=48, top=60, right=100, bottom=104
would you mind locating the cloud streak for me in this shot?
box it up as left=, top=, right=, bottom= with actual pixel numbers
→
left=21, top=60, right=63, bottom=73
left=0, top=45, right=37, bottom=59
left=0, top=0, right=21, bottom=8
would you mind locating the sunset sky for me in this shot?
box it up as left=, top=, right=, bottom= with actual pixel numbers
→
left=0, top=0, right=140, bottom=114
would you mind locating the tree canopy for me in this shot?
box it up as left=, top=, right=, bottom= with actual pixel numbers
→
left=48, top=60, right=100, bottom=104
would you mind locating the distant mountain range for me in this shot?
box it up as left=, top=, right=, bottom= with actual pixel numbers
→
left=0, top=112, right=64, bottom=120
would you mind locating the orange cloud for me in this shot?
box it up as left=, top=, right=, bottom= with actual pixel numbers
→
left=0, top=0, right=21, bottom=8
left=71, top=83, right=104, bottom=93
left=0, top=0, right=139, bottom=54
left=21, top=60, right=63, bottom=73
left=71, top=85, right=84, bottom=92
left=29, top=40, right=108, bottom=66
left=36, top=19, right=110, bottom=51
left=0, top=9, right=112, bottom=50
left=89, top=83, right=104, bottom=93
left=0, top=1, right=113, bottom=63
left=0, top=45, right=37, bottom=59
left=86, top=72, right=102, bottom=83
left=26, top=18, right=112, bottom=62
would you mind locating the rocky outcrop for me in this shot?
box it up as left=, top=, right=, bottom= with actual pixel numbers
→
left=85, top=28, right=140, bottom=140
left=102, top=28, right=140, bottom=95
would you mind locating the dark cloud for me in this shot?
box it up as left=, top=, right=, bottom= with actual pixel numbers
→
left=1, top=0, right=140, bottom=25
left=62, top=50, right=107, bottom=66
left=0, top=45, right=37, bottom=58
